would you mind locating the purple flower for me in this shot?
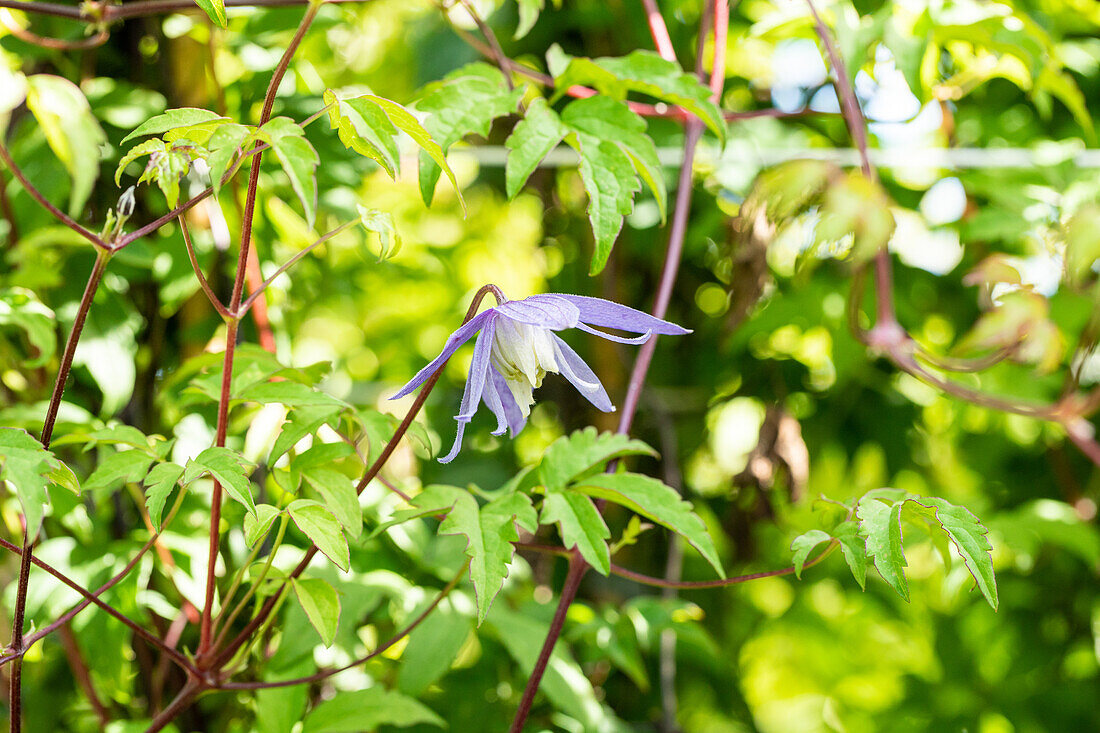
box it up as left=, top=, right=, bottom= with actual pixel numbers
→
left=391, top=293, right=690, bottom=462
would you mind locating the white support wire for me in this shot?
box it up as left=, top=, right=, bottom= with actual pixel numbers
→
left=447, top=145, right=1100, bottom=169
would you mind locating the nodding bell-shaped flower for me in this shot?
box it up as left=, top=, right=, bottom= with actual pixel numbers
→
left=391, top=290, right=691, bottom=462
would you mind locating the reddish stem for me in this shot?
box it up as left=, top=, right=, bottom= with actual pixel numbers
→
left=0, top=536, right=198, bottom=675
left=641, top=0, right=677, bottom=62
left=508, top=553, right=586, bottom=733
left=0, top=142, right=106, bottom=250
left=516, top=541, right=838, bottom=588
left=196, top=0, right=320, bottom=661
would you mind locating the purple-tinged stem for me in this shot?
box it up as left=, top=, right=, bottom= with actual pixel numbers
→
left=179, top=214, right=231, bottom=318
left=0, top=142, right=106, bottom=250
left=9, top=249, right=110, bottom=731
left=509, top=1, right=727, bottom=728
left=0, top=170, right=18, bottom=246
left=508, top=553, right=586, bottom=733
left=0, top=521, right=198, bottom=675
left=196, top=0, right=320, bottom=661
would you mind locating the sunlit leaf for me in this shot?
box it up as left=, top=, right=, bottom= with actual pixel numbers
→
left=192, top=0, right=227, bottom=27
left=549, top=47, right=726, bottom=141
left=244, top=504, right=281, bottom=547
left=540, top=489, right=611, bottom=575
left=144, top=462, right=183, bottom=532
left=292, top=577, right=341, bottom=646
left=504, top=97, right=566, bottom=199
left=303, top=467, right=362, bottom=539
left=413, top=485, right=535, bottom=623
left=539, top=427, right=656, bottom=492
left=415, top=63, right=522, bottom=207
left=184, top=446, right=256, bottom=514
left=84, top=450, right=153, bottom=492
left=26, top=75, right=106, bottom=217
left=288, top=499, right=349, bottom=572
left=257, top=117, right=319, bottom=226
left=122, top=107, right=229, bottom=144
left=0, top=427, right=55, bottom=536
left=573, top=473, right=724, bottom=577
left=857, top=495, right=909, bottom=601
left=302, top=688, right=444, bottom=732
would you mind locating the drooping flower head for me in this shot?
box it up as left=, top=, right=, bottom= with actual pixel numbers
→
left=391, top=290, right=690, bottom=462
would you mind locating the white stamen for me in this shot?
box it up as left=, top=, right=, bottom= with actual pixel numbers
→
left=490, top=318, right=559, bottom=418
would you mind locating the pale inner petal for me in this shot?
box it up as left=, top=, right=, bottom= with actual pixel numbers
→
left=489, top=317, right=560, bottom=418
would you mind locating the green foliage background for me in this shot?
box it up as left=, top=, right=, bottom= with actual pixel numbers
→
left=2, top=0, right=1100, bottom=732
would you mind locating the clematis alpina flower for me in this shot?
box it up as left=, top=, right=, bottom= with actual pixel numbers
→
left=391, top=292, right=691, bottom=462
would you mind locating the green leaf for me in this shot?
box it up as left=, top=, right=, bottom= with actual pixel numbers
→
left=206, top=123, right=252, bottom=198
left=540, top=490, right=611, bottom=575
left=121, top=107, right=229, bottom=144
left=303, top=467, right=362, bottom=539
left=365, top=94, right=465, bottom=210
left=288, top=499, right=350, bottom=572
left=193, top=0, right=227, bottom=28
left=905, top=496, right=998, bottom=610
left=183, top=447, right=256, bottom=514
left=144, top=462, right=183, bottom=532
left=322, top=89, right=400, bottom=178
left=244, top=504, right=281, bottom=547
left=291, top=442, right=355, bottom=474
left=561, top=96, right=666, bottom=273
left=0, top=288, right=56, bottom=367
left=833, top=520, right=868, bottom=590
left=302, top=688, right=444, bottom=732
left=26, top=75, right=106, bottom=217
left=413, top=485, right=536, bottom=623
left=397, top=597, right=472, bottom=695
left=571, top=133, right=639, bottom=275
left=270, top=405, right=343, bottom=464
left=356, top=205, right=401, bottom=261
left=550, top=47, right=726, bottom=141
left=857, top=496, right=909, bottom=601
left=572, top=473, right=724, bottom=577
left=790, top=529, right=832, bottom=579
left=487, top=605, right=609, bottom=729
left=514, top=0, right=544, bottom=38
left=257, top=117, right=320, bottom=227
left=415, top=63, right=522, bottom=207
left=1064, top=203, right=1100, bottom=286
left=0, top=427, right=55, bottom=536
left=292, top=578, right=341, bottom=646
left=84, top=450, right=153, bottom=492
left=539, top=427, right=656, bottom=492
left=505, top=97, right=566, bottom=199
left=238, top=381, right=347, bottom=409
left=115, top=139, right=165, bottom=186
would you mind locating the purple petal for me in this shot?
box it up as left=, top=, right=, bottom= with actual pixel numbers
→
left=439, top=421, right=467, bottom=464
left=487, top=367, right=526, bottom=435
left=390, top=310, right=494, bottom=400
left=551, top=335, right=614, bottom=412
left=481, top=365, right=510, bottom=436
left=554, top=294, right=690, bottom=336
left=494, top=295, right=580, bottom=330
left=455, top=316, right=496, bottom=421
left=438, top=320, right=494, bottom=463
left=576, top=322, right=652, bottom=345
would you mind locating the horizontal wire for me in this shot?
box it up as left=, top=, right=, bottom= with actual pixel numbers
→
left=444, top=144, right=1100, bottom=169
